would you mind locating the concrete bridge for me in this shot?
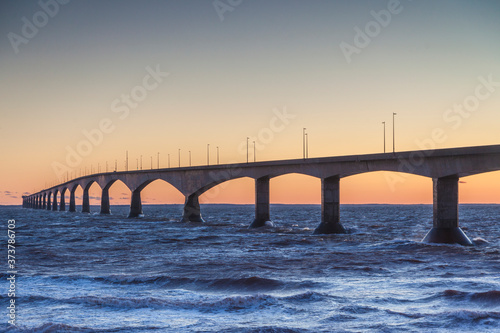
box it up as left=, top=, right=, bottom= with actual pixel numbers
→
left=23, top=144, right=500, bottom=245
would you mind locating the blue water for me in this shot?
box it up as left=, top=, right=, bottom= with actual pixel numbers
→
left=2, top=204, right=500, bottom=332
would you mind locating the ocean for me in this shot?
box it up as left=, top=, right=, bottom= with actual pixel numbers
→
left=2, top=204, right=499, bottom=332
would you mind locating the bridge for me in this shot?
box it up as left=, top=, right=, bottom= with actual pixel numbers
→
left=22, top=144, right=500, bottom=246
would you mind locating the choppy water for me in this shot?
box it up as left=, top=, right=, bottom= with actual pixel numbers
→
left=2, top=204, right=500, bottom=332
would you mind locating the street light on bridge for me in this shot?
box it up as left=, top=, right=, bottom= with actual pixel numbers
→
left=207, top=144, right=210, bottom=166
left=253, top=141, right=256, bottom=162
left=303, top=128, right=307, bottom=159
left=382, top=121, right=386, bottom=153
left=246, top=137, right=249, bottom=163
left=392, top=113, right=397, bottom=153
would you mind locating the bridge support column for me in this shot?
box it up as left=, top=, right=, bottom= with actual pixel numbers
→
left=42, top=195, right=46, bottom=209
left=182, top=193, right=205, bottom=223
left=60, top=191, right=66, bottom=211
left=128, top=190, right=143, bottom=218
left=52, top=194, right=58, bottom=211
left=82, top=188, right=90, bottom=213
left=69, top=190, right=76, bottom=212
left=100, top=188, right=111, bottom=215
left=249, top=176, right=272, bottom=228
left=47, top=195, right=52, bottom=211
left=422, top=176, right=472, bottom=246
left=314, top=176, right=347, bottom=234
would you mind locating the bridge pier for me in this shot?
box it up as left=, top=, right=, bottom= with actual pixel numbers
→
left=42, top=195, right=46, bottom=209
left=422, top=176, right=472, bottom=246
left=69, top=189, right=76, bottom=212
left=182, top=193, right=205, bottom=223
left=128, top=189, right=143, bottom=218
left=100, top=188, right=111, bottom=214
left=60, top=190, right=66, bottom=211
left=314, top=176, right=347, bottom=234
left=82, top=188, right=90, bottom=213
left=249, top=176, right=272, bottom=228
left=52, top=195, right=58, bottom=211
left=47, top=195, right=52, bottom=211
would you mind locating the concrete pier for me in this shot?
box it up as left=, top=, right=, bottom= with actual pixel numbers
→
left=47, top=194, right=52, bottom=211
left=128, top=189, right=143, bottom=218
left=422, top=176, right=472, bottom=245
left=182, top=193, right=205, bottom=222
left=249, top=176, right=272, bottom=228
left=60, top=189, right=66, bottom=211
left=69, top=189, right=76, bottom=212
left=314, top=176, right=347, bottom=234
left=52, top=193, right=58, bottom=211
left=100, top=187, right=111, bottom=214
left=82, top=188, right=90, bottom=213
left=42, top=194, right=46, bottom=209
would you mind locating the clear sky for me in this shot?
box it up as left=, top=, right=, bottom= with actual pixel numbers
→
left=1, top=0, right=500, bottom=205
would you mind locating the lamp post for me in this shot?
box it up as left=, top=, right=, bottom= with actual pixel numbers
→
left=303, top=128, right=307, bottom=159
left=178, top=149, right=181, bottom=167
left=168, top=154, right=170, bottom=168
left=246, top=137, right=249, bottom=163
left=157, top=152, right=160, bottom=169
left=253, top=141, right=256, bottom=162
left=189, top=151, right=192, bottom=167
left=382, top=121, right=386, bottom=153
left=140, top=155, right=143, bottom=170
left=217, top=146, right=219, bottom=165
left=207, top=144, right=210, bottom=165
left=392, top=113, right=397, bottom=153
left=305, top=133, right=309, bottom=158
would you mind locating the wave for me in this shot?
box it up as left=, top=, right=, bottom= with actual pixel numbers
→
left=46, top=274, right=319, bottom=292
left=4, top=323, right=164, bottom=333
left=442, top=289, right=500, bottom=305
left=20, top=294, right=277, bottom=312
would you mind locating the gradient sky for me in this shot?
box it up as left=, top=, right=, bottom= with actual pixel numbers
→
left=1, top=0, right=500, bottom=205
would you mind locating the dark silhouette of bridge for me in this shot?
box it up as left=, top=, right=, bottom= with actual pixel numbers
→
left=23, top=144, right=500, bottom=245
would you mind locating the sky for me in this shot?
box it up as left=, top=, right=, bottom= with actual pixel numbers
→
left=1, top=0, right=500, bottom=205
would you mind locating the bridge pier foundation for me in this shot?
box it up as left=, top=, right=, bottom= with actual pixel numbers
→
left=314, top=176, right=347, bottom=234
left=100, top=188, right=111, bottom=215
left=82, top=188, right=90, bottom=213
left=60, top=191, right=66, bottom=211
left=69, top=190, right=76, bottom=212
left=52, top=195, right=58, bottom=211
left=128, top=190, right=143, bottom=218
left=422, top=176, right=472, bottom=246
left=47, top=195, right=52, bottom=211
left=249, top=176, right=272, bottom=228
left=42, top=196, right=46, bottom=209
left=182, top=193, right=205, bottom=223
